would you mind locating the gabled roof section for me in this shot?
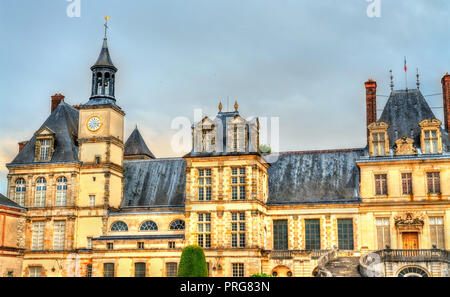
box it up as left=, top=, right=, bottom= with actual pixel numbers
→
left=124, top=128, right=155, bottom=159
left=378, top=89, right=450, bottom=151
left=122, top=158, right=186, bottom=207
left=0, top=193, right=25, bottom=210
left=8, top=102, right=80, bottom=166
left=267, top=149, right=364, bottom=204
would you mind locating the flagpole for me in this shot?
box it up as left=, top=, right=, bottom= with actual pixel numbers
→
left=404, top=57, right=408, bottom=91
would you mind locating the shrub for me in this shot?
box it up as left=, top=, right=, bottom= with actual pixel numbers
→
left=259, top=144, right=272, bottom=154
left=250, top=273, right=273, bottom=277
left=178, top=245, right=208, bottom=277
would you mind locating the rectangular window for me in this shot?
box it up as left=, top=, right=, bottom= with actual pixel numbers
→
left=231, top=212, right=246, bottom=248
left=32, top=221, right=45, bottom=251
left=29, top=266, right=42, bottom=277
left=39, top=139, right=51, bottom=161
left=198, top=169, right=212, bottom=201
left=305, top=219, right=321, bottom=250
left=86, top=264, right=93, bottom=277
left=338, top=219, right=354, bottom=250
left=427, top=172, right=441, bottom=194
left=137, top=242, right=145, bottom=249
left=231, top=168, right=246, bottom=200
left=232, top=263, right=244, bottom=277
left=87, top=237, right=93, bottom=250
left=89, top=195, right=96, bottom=207
left=107, top=243, right=114, bottom=250
left=197, top=213, right=211, bottom=248
left=104, top=263, right=115, bottom=277
left=376, top=218, right=391, bottom=249
left=375, top=174, right=388, bottom=196
left=169, top=242, right=176, bottom=249
left=401, top=173, right=413, bottom=195
left=273, top=220, right=288, bottom=251
left=429, top=217, right=445, bottom=249
left=424, top=130, right=438, bottom=154
left=135, top=262, right=146, bottom=277
left=372, top=132, right=386, bottom=156
left=53, top=221, right=66, bottom=251
left=166, top=263, right=178, bottom=277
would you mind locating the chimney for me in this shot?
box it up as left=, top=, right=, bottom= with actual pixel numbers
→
left=442, top=73, right=450, bottom=135
left=18, top=141, right=28, bottom=153
left=365, top=79, right=377, bottom=139
left=51, top=93, right=65, bottom=113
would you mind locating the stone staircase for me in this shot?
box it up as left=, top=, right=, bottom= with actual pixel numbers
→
left=324, top=257, right=361, bottom=277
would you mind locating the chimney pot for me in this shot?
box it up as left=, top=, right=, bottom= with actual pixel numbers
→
left=365, top=79, right=377, bottom=141
left=51, top=93, right=65, bottom=113
left=18, top=141, right=28, bottom=153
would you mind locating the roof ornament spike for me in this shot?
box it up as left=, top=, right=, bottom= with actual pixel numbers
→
left=104, top=16, right=110, bottom=40
left=234, top=100, right=239, bottom=111
left=416, top=68, right=420, bottom=90
left=389, top=69, right=394, bottom=91
left=219, top=102, right=223, bottom=112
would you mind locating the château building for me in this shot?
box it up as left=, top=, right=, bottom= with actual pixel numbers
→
left=0, top=31, right=449, bottom=278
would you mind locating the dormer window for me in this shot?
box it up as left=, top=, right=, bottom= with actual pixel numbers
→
left=419, top=119, right=442, bottom=154
left=227, top=116, right=248, bottom=153
left=368, top=122, right=389, bottom=157
left=34, top=126, right=55, bottom=162
left=201, top=128, right=216, bottom=153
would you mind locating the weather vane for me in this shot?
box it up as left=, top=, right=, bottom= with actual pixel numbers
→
left=104, top=16, right=110, bottom=39
left=389, top=69, right=394, bottom=91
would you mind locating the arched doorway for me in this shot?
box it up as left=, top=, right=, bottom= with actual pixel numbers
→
left=271, top=265, right=293, bottom=277
left=397, top=266, right=429, bottom=277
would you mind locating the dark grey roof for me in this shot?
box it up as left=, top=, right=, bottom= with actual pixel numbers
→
left=122, top=158, right=186, bottom=207
left=267, top=149, right=364, bottom=204
left=91, top=38, right=116, bottom=71
left=8, top=102, right=80, bottom=166
left=378, top=89, right=450, bottom=151
left=124, top=128, right=155, bottom=159
left=81, top=98, right=121, bottom=109
left=0, top=193, right=25, bottom=210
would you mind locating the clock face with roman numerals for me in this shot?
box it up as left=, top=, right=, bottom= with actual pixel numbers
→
left=87, top=116, right=102, bottom=132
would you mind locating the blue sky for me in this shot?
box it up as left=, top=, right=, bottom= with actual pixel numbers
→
left=0, top=0, right=449, bottom=195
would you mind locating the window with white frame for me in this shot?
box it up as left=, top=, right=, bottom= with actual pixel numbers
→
left=429, top=217, right=445, bottom=249
left=29, top=266, right=42, bottom=277
left=423, top=130, right=439, bottom=154
left=231, top=168, right=246, bottom=200
left=87, top=237, right=93, bottom=250
left=35, top=177, right=47, bottom=207
left=39, top=139, right=51, bottom=161
left=198, top=213, right=211, bottom=248
left=89, top=195, right=96, bottom=207
left=53, top=221, right=66, bottom=251
left=15, top=178, right=26, bottom=206
left=231, top=213, right=246, bottom=248
left=401, top=173, right=413, bottom=195
left=376, top=218, right=391, bottom=249
left=56, top=177, right=68, bottom=206
left=198, top=169, right=212, bottom=201
left=32, top=221, right=45, bottom=251
left=374, top=174, right=388, bottom=196
left=372, top=132, right=386, bottom=156
left=427, top=172, right=441, bottom=194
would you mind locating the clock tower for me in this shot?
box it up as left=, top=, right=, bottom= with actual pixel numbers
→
left=77, top=26, right=124, bottom=213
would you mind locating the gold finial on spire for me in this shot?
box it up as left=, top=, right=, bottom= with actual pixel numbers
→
left=219, top=102, right=223, bottom=112
left=104, top=16, right=110, bottom=39
left=234, top=100, right=239, bottom=111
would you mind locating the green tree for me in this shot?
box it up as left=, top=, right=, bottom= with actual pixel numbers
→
left=259, top=144, right=272, bottom=154
left=178, top=245, right=208, bottom=277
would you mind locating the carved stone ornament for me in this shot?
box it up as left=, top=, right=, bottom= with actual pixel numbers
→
left=394, top=212, right=425, bottom=229
left=394, top=137, right=417, bottom=156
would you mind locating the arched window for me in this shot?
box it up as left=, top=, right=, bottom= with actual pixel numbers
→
left=15, top=178, right=26, bottom=207
left=140, top=221, right=158, bottom=231
left=170, top=220, right=185, bottom=231
left=56, top=177, right=68, bottom=206
left=398, top=266, right=429, bottom=277
left=104, top=72, right=110, bottom=95
left=35, top=178, right=47, bottom=207
left=110, top=221, right=128, bottom=232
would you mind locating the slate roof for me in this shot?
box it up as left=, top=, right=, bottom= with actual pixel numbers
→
left=122, top=158, right=186, bottom=207
left=267, top=149, right=364, bottom=204
left=124, top=128, right=155, bottom=159
left=0, top=193, right=25, bottom=210
left=91, top=38, right=116, bottom=71
left=378, top=89, right=450, bottom=152
left=8, top=102, right=80, bottom=166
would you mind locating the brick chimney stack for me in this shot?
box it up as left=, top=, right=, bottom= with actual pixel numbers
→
left=51, top=93, right=65, bottom=113
left=18, top=141, right=28, bottom=153
left=442, top=73, right=450, bottom=135
left=365, top=79, right=377, bottom=140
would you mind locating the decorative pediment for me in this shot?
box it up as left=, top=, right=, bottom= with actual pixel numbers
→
left=419, top=118, right=441, bottom=128
left=228, top=115, right=247, bottom=125
left=394, top=137, right=417, bottom=156
left=34, top=126, right=56, bottom=137
left=368, top=121, right=389, bottom=131
left=394, top=212, right=425, bottom=230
